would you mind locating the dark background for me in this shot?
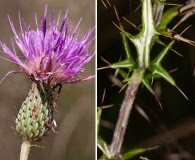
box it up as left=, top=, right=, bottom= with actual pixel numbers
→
left=98, top=0, right=195, bottom=159
left=0, top=0, right=95, bottom=160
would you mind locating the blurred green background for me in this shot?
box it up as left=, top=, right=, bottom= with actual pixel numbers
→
left=98, top=0, right=195, bottom=159
left=0, top=0, right=95, bottom=160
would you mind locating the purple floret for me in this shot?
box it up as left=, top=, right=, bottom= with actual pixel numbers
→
left=1, top=5, right=95, bottom=86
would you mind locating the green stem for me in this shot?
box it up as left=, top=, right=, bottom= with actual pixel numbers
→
left=110, top=69, right=144, bottom=158
left=20, top=140, right=31, bottom=160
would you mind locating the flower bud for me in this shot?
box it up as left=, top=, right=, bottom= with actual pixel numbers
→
left=15, top=82, right=55, bottom=142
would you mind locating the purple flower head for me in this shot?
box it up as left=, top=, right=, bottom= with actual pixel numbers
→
left=1, top=5, right=95, bottom=87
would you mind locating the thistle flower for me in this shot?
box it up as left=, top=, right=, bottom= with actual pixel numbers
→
left=0, top=4, right=95, bottom=146
left=1, top=5, right=95, bottom=86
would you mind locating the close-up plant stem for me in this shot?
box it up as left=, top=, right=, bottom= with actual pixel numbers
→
left=110, top=69, right=143, bottom=157
left=20, top=141, right=31, bottom=160
left=110, top=0, right=157, bottom=157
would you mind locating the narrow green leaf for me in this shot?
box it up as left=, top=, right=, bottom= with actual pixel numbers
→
left=151, top=40, right=175, bottom=64
left=149, top=40, right=175, bottom=85
left=97, top=108, right=102, bottom=134
left=118, top=69, right=129, bottom=79
left=122, top=146, right=158, bottom=159
left=122, top=148, right=145, bottom=159
left=97, top=135, right=110, bottom=158
left=158, top=6, right=180, bottom=31
left=120, top=27, right=134, bottom=63
left=142, top=76, right=154, bottom=94
left=111, top=59, right=135, bottom=70
left=150, top=64, right=175, bottom=85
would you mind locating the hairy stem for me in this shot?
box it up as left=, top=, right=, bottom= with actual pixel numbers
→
left=110, top=69, right=144, bottom=158
left=20, top=140, right=31, bottom=160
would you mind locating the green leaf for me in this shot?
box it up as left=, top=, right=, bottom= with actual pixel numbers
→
left=97, top=108, right=102, bottom=134
left=111, top=59, right=135, bottom=70
left=120, top=26, right=134, bottom=63
left=151, top=41, right=175, bottom=64
left=142, top=75, right=154, bottom=94
left=99, top=154, right=110, bottom=160
left=149, top=64, right=175, bottom=85
left=149, top=40, right=175, bottom=85
left=122, top=148, right=146, bottom=159
left=122, top=146, right=158, bottom=159
left=97, top=135, right=110, bottom=158
left=158, top=6, right=180, bottom=31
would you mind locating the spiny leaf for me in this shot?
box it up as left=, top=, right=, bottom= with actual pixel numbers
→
left=151, top=40, right=175, bottom=64
left=149, top=40, right=175, bottom=85
left=142, top=75, right=155, bottom=94
left=111, top=59, right=135, bottom=70
left=149, top=64, right=175, bottom=85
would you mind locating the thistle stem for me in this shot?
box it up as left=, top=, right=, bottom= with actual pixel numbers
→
left=110, top=69, right=144, bottom=158
left=20, top=140, right=31, bottom=160
left=109, top=0, right=166, bottom=158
